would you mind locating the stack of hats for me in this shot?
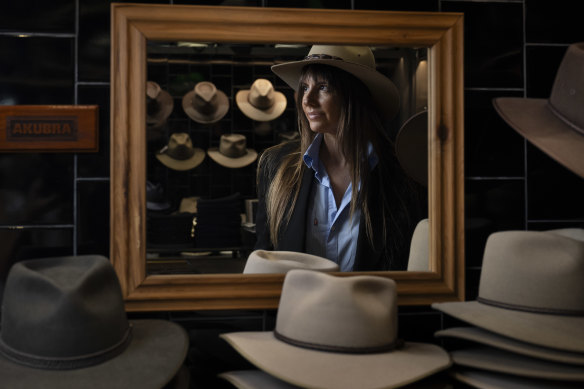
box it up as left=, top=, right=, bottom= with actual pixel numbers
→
left=433, top=229, right=584, bottom=388
left=219, top=269, right=452, bottom=389
left=194, top=193, right=243, bottom=249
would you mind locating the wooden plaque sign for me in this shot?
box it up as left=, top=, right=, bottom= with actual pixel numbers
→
left=0, top=105, right=99, bottom=152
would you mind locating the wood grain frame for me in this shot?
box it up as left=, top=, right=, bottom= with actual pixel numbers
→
left=111, top=4, right=465, bottom=311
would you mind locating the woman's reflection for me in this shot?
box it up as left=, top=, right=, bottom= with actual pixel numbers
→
left=254, top=45, right=425, bottom=271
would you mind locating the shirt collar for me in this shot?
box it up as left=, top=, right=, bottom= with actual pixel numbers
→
left=303, top=133, right=379, bottom=172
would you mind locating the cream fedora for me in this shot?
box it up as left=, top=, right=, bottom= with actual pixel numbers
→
left=433, top=229, right=584, bottom=353
left=156, top=132, right=206, bottom=171
left=271, top=45, right=400, bottom=120
left=207, top=133, right=257, bottom=168
left=493, top=42, right=584, bottom=178
left=236, top=79, right=287, bottom=122
left=182, top=81, right=229, bottom=124
left=221, top=269, right=451, bottom=389
left=243, top=250, right=339, bottom=274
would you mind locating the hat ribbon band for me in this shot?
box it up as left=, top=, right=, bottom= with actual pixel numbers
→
left=274, top=329, right=404, bottom=354
left=546, top=101, right=584, bottom=135
left=304, top=54, right=344, bottom=61
left=0, top=324, right=133, bottom=370
left=478, top=296, right=584, bottom=316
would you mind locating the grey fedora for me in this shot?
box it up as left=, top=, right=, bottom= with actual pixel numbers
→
left=221, top=269, right=451, bottom=389
left=451, top=368, right=584, bottom=389
left=243, top=250, right=339, bottom=274
left=493, top=42, right=584, bottom=178
left=432, top=229, right=584, bottom=353
left=0, top=255, right=188, bottom=389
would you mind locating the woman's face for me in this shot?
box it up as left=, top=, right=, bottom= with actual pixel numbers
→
left=300, top=74, right=342, bottom=135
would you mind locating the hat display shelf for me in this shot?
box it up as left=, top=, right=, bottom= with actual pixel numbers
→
left=111, top=4, right=465, bottom=311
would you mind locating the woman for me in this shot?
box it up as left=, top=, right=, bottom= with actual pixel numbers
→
left=254, top=45, right=425, bottom=271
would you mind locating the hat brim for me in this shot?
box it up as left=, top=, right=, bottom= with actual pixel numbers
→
left=207, top=148, right=258, bottom=168
left=147, top=89, right=174, bottom=126
left=452, top=368, right=584, bottom=389
left=243, top=250, right=339, bottom=274
left=219, top=370, right=301, bottom=389
left=271, top=58, right=400, bottom=120
left=0, top=319, right=188, bottom=389
left=450, top=347, right=584, bottom=381
left=182, top=90, right=229, bottom=124
left=156, top=147, right=206, bottom=171
left=432, top=301, right=584, bottom=353
left=235, top=90, right=287, bottom=122
left=221, top=332, right=451, bottom=389
left=436, top=327, right=584, bottom=366
left=493, top=97, right=584, bottom=178
left=395, top=110, right=428, bottom=187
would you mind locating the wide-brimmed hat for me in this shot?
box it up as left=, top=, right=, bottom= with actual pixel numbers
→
left=436, top=327, right=584, bottom=366
left=221, top=269, right=451, bottom=389
left=219, top=370, right=301, bottom=389
left=146, top=81, right=174, bottom=127
left=182, top=81, right=229, bottom=124
left=432, top=229, right=584, bottom=353
left=493, top=42, right=584, bottom=178
left=243, top=250, right=339, bottom=274
left=449, top=346, right=584, bottom=381
left=207, top=133, right=257, bottom=168
left=236, top=79, right=287, bottom=122
left=451, top=367, right=584, bottom=389
left=407, top=218, right=430, bottom=271
left=0, top=255, right=188, bottom=389
left=396, top=110, right=428, bottom=187
left=271, top=45, right=400, bottom=120
left=156, top=132, right=206, bottom=171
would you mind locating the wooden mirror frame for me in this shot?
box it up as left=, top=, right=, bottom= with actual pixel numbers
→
left=111, top=3, right=464, bottom=311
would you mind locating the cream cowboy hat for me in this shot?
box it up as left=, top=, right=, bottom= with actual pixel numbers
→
left=0, top=255, right=188, bottom=389
left=493, top=42, right=584, bottom=178
left=243, top=250, right=339, bottom=274
left=207, top=133, right=258, bottom=168
left=236, top=79, right=287, bottom=122
left=432, top=229, right=584, bottom=353
left=271, top=45, right=400, bottom=120
left=221, top=269, right=451, bottom=389
left=182, top=81, right=229, bottom=124
left=156, top=132, right=206, bottom=171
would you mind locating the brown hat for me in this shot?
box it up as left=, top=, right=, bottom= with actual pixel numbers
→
left=182, top=81, right=229, bottom=124
left=156, top=132, right=206, bottom=171
left=433, top=229, right=584, bottom=353
left=271, top=45, right=400, bottom=120
left=396, top=110, right=428, bottom=187
left=207, top=133, right=257, bottom=168
left=236, top=79, right=287, bottom=122
left=221, top=269, right=451, bottom=389
left=493, top=42, right=584, bottom=178
left=146, top=81, right=174, bottom=127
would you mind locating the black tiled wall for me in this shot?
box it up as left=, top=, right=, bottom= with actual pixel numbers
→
left=2, top=1, right=584, bottom=387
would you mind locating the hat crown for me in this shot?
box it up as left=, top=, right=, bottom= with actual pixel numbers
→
left=194, top=81, right=217, bottom=103
left=0, top=256, right=130, bottom=368
left=218, top=133, right=247, bottom=158
left=307, top=45, right=376, bottom=69
left=275, top=270, right=397, bottom=352
left=164, top=132, right=195, bottom=161
left=478, top=230, right=584, bottom=313
left=248, top=79, right=275, bottom=109
left=549, top=42, right=584, bottom=132
left=146, top=81, right=162, bottom=100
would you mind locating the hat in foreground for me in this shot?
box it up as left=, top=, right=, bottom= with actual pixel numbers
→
left=493, top=42, right=584, bottom=178
left=272, top=45, right=400, bottom=120
left=0, top=255, right=188, bottom=389
left=433, top=229, right=584, bottom=353
left=243, top=250, right=339, bottom=274
left=222, top=269, right=450, bottom=389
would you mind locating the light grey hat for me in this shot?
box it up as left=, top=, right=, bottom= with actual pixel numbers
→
left=221, top=269, right=451, bottom=389
left=243, top=250, right=339, bottom=274
left=219, top=370, right=301, bottom=389
left=433, top=229, right=584, bottom=353
left=451, top=368, right=584, bottom=389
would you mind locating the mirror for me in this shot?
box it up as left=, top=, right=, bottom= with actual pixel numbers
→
left=111, top=4, right=465, bottom=311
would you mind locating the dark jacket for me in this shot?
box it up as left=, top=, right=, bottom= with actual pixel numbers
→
left=254, top=140, right=424, bottom=271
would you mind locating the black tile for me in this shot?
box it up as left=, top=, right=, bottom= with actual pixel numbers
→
left=355, top=0, right=438, bottom=12
left=0, top=1, right=75, bottom=33
left=77, top=180, right=110, bottom=257
left=0, top=154, right=74, bottom=224
left=0, top=36, right=74, bottom=105
left=77, top=85, right=110, bottom=177
left=526, top=144, right=584, bottom=221
left=465, top=90, right=525, bottom=177
left=465, top=267, right=481, bottom=301
left=442, top=1, right=523, bottom=88
left=526, top=0, right=584, bottom=44
left=526, top=45, right=568, bottom=98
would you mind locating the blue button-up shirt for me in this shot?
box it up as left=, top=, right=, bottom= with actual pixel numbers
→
left=303, top=134, right=370, bottom=271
